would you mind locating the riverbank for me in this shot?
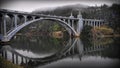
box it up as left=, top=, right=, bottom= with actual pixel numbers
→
left=92, top=26, right=120, bottom=38
left=0, top=56, right=23, bottom=68
left=100, top=34, right=120, bottom=37
left=80, top=25, right=120, bottom=40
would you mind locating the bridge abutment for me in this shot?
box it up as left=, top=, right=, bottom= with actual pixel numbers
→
left=1, top=36, right=10, bottom=42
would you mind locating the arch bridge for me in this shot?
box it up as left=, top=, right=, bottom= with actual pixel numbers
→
left=0, top=9, right=104, bottom=42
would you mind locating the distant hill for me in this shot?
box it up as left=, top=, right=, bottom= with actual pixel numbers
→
left=32, top=4, right=88, bottom=17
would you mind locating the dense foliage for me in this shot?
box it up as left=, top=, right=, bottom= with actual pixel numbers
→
left=33, top=4, right=120, bottom=34
left=80, top=25, right=93, bottom=46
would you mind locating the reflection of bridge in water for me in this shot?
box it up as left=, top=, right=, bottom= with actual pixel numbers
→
left=0, top=38, right=110, bottom=67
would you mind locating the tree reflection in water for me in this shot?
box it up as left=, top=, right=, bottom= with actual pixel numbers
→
left=0, top=36, right=120, bottom=68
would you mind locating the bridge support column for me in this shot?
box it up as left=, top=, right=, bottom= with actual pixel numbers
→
left=76, top=18, right=83, bottom=36
left=76, top=38, right=83, bottom=60
left=23, top=15, right=27, bottom=23
left=93, top=21, right=95, bottom=28
left=2, top=36, right=9, bottom=42
left=32, top=16, right=35, bottom=20
left=68, top=19, right=72, bottom=36
left=85, top=21, right=88, bottom=25
left=90, top=21, right=93, bottom=26
left=1, top=14, right=10, bottom=42
left=72, top=20, right=74, bottom=30
left=14, top=14, right=18, bottom=28
left=3, top=14, right=7, bottom=36
left=68, top=19, right=70, bottom=26
left=72, top=44, right=75, bottom=54
left=101, top=22, right=104, bottom=26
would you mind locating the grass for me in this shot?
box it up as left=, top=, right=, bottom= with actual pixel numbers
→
left=0, top=56, right=23, bottom=68
left=94, top=26, right=113, bottom=35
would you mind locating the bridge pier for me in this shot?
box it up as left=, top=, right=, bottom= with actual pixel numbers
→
left=67, top=19, right=72, bottom=36
left=3, top=14, right=7, bottom=36
left=14, top=14, right=18, bottom=28
left=23, top=15, right=27, bottom=23
left=71, top=20, right=75, bottom=30
left=32, top=16, right=35, bottom=20
left=2, top=36, right=8, bottom=41
left=93, top=21, right=95, bottom=28
left=76, top=11, right=83, bottom=36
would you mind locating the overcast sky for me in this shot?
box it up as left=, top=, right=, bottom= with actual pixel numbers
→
left=0, top=0, right=119, bottom=12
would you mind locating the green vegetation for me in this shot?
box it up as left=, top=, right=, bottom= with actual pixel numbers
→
left=81, top=25, right=93, bottom=38
left=33, top=3, right=120, bottom=35
left=80, top=25, right=114, bottom=48
left=17, top=20, right=64, bottom=35
left=50, top=23, right=61, bottom=31
left=0, top=56, right=23, bottom=68
left=80, top=25, right=93, bottom=46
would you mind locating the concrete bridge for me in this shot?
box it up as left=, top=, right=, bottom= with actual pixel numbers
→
left=0, top=38, right=110, bottom=67
left=0, top=9, right=104, bottom=42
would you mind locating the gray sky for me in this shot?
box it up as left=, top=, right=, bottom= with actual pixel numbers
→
left=0, top=0, right=119, bottom=12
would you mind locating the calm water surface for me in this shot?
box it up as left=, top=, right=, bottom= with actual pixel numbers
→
left=0, top=35, right=120, bottom=68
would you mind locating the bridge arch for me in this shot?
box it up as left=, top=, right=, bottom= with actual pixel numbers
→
left=7, top=18, right=77, bottom=41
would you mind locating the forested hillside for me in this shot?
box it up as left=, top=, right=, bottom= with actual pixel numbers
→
left=32, top=4, right=120, bottom=34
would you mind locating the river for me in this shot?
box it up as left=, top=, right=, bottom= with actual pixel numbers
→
left=0, top=35, right=120, bottom=68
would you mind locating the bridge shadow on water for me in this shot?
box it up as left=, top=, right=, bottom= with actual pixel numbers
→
left=0, top=37, right=120, bottom=68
